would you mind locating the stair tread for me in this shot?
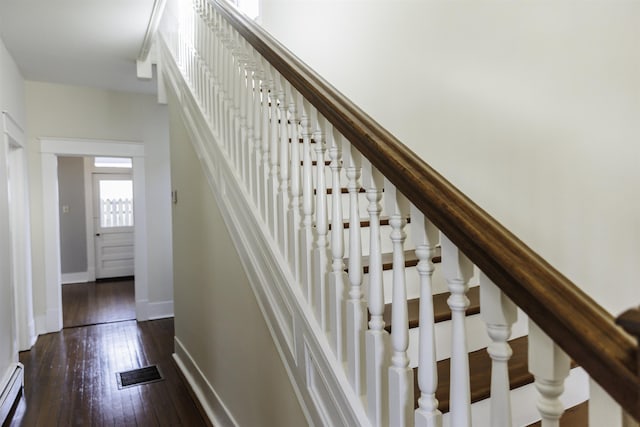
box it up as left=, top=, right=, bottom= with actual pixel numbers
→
left=316, top=187, right=366, bottom=195
left=301, top=160, right=332, bottom=166
left=413, top=335, right=531, bottom=413
left=527, top=401, right=588, bottom=426
left=329, top=215, right=412, bottom=230
left=383, top=286, right=481, bottom=333
left=329, top=217, right=390, bottom=231
left=347, top=250, right=418, bottom=273
left=289, top=137, right=316, bottom=143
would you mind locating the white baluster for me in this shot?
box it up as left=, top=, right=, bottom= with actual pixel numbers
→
left=329, top=127, right=346, bottom=362
left=261, top=60, right=275, bottom=233
left=298, top=94, right=314, bottom=301
left=213, top=11, right=224, bottom=137
left=225, top=23, right=235, bottom=157
left=275, top=75, right=289, bottom=256
left=479, top=271, right=517, bottom=427
left=411, top=206, right=442, bottom=427
left=242, top=56, right=253, bottom=194
left=201, top=4, right=211, bottom=120
left=441, top=233, right=473, bottom=427
left=529, top=320, right=570, bottom=427
left=258, top=64, right=270, bottom=220
left=363, top=159, right=389, bottom=427
left=313, top=114, right=329, bottom=332
left=344, top=139, right=365, bottom=395
left=588, top=378, right=637, bottom=427
left=385, top=181, right=414, bottom=427
left=224, top=23, right=233, bottom=153
left=268, top=64, right=279, bottom=238
left=287, top=83, right=302, bottom=285
left=249, top=56, right=260, bottom=206
left=231, top=34, right=242, bottom=173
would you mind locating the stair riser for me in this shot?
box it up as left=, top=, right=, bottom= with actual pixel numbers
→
left=325, top=191, right=370, bottom=223
left=362, top=264, right=449, bottom=303
left=406, top=307, right=530, bottom=367
left=443, top=367, right=588, bottom=427
left=342, top=223, right=415, bottom=257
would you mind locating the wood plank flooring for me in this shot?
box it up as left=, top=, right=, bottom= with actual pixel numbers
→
left=62, top=279, right=136, bottom=328
left=6, top=318, right=207, bottom=426
left=5, top=281, right=206, bottom=426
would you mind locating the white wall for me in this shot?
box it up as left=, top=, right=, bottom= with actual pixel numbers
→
left=260, top=0, right=640, bottom=315
left=0, top=35, right=25, bottom=402
left=168, top=92, right=308, bottom=427
left=25, top=82, right=174, bottom=328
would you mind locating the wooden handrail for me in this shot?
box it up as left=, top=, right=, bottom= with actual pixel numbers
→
left=211, top=0, right=639, bottom=419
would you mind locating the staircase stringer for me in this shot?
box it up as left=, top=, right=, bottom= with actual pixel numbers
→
left=159, top=35, right=372, bottom=427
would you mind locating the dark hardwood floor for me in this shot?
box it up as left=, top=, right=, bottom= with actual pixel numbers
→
left=62, top=279, right=136, bottom=328
left=6, top=318, right=207, bottom=426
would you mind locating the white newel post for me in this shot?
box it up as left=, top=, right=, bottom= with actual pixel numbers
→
left=328, top=128, right=346, bottom=362
left=441, top=233, right=473, bottom=427
left=479, top=271, right=517, bottom=427
left=343, top=139, right=366, bottom=396
left=528, top=320, right=570, bottom=427
left=313, top=114, right=329, bottom=333
left=363, top=159, right=389, bottom=427
left=385, top=180, right=414, bottom=427
left=412, top=206, right=442, bottom=427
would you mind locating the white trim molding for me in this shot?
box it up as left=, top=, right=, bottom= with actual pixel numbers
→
left=61, top=272, right=90, bottom=285
left=147, top=300, right=174, bottom=320
left=160, top=37, right=366, bottom=427
left=4, top=111, right=37, bottom=351
left=173, top=337, right=239, bottom=427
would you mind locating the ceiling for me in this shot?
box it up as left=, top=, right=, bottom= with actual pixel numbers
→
left=0, top=0, right=159, bottom=94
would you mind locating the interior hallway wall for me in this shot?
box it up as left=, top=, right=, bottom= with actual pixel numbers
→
left=168, top=90, right=308, bottom=427
left=260, top=0, right=640, bottom=314
left=0, top=34, right=26, bottom=403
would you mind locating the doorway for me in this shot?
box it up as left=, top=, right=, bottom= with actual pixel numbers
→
left=92, top=172, right=135, bottom=279
left=40, top=138, right=148, bottom=333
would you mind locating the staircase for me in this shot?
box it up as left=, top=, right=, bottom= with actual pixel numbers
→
left=158, top=0, right=640, bottom=426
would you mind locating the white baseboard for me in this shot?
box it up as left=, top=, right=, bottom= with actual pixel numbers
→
left=61, top=271, right=90, bottom=284
left=173, top=337, right=238, bottom=427
left=0, top=363, right=23, bottom=425
left=34, top=314, right=47, bottom=336
left=148, top=300, right=174, bottom=320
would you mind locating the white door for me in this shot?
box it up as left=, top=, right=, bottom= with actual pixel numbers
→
left=93, top=174, right=134, bottom=279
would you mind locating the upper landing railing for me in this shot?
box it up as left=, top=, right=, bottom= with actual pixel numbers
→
left=163, top=0, right=639, bottom=424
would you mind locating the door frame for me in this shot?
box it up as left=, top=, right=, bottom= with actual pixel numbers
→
left=40, top=137, right=148, bottom=333
left=3, top=112, right=36, bottom=351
